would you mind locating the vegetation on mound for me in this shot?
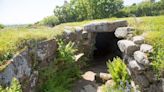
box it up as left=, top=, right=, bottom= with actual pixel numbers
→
left=0, top=27, right=62, bottom=64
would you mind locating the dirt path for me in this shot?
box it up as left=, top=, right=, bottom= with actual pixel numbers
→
left=72, top=55, right=115, bottom=92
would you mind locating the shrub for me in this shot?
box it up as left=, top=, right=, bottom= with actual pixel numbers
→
left=39, top=16, right=60, bottom=27
left=0, top=78, right=22, bottom=92
left=0, top=24, right=4, bottom=29
left=107, top=57, right=130, bottom=88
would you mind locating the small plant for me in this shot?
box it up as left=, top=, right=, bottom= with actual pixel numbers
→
left=107, top=57, right=130, bottom=88
left=0, top=77, right=22, bottom=92
left=57, top=40, right=77, bottom=63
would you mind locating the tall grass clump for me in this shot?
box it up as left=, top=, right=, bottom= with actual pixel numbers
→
left=145, top=31, right=164, bottom=78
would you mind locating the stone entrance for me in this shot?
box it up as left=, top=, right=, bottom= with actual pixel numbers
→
left=93, top=32, right=122, bottom=60
left=83, top=20, right=128, bottom=61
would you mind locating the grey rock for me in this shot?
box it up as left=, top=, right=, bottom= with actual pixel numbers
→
left=128, top=60, right=145, bottom=71
left=36, top=39, right=57, bottom=61
left=99, top=73, right=112, bottom=81
left=134, top=51, right=149, bottom=65
left=144, top=71, right=155, bottom=83
left=12, top=50, right=31, bottom=78
left=83, top=85, right=96, bottom=92
left=114, top=27, right=134, bottom=38
left=140, top=44, right=153, bottom=53
left=118, top=40, right=139, bottom=55
left=0, top=63, right=15, bottom=86
left=75, top=27, right=83, bottom=32
left=132, top=36, right=144, bottom=45
left=84, top=20, right=128, bottom=32
left=136, top=75, right=149, bottom=87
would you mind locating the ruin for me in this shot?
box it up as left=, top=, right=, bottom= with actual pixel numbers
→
left=0, top=20, right=163, bottom=92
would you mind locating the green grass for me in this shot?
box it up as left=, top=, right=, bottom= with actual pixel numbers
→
left=0, top=27, right=62, bottom=64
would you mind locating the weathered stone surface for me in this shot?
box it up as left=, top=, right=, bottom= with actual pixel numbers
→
left=140, top=44, right=153, bottom=53
left=0, top=63, right=15, bottom=86
left=82, top=71, right=96, bottom=81
left=128, top=60, right=145, bottom=71
left=99, top=73, right=112, bottom=81
left=135, top=75, right=149, bottom=87
left=82, top=31, right=89, bottom=40
left=105, top=80, right=115, bottom=87
left=134, top=51, right=149, bottom=65
left=84, top=20, right=128, bottom=32
left=36, top=39, right=57, bottom=61
left=12, top=50, right=31, bottom=78
left=0, top=49, right=31, bottom=86
left=132, top=36, right=144, bottom=45
left=118, top=40, right=139, bottom=55
left=75, top=27, right=83, bottom=33
left=114, top=27, right=134, bottom=38
left=144, top=71, right=155, bottom=83
left=83, top=85, right=97, bottom=92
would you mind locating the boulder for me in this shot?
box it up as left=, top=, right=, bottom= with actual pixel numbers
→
left=118, top=40, right=139, bottom=55
left=140, top=44, right=153, bottom=53
left=82, top=71, right=96, bottom=81
left=36, top=39, right=57, bottom=61
left=114, top=27, right=134, bottom=38
left=84, top=20, right=128, bottom=32
left=99, top=73, right=112, bottom=81
left=134, top=51, right=149, bottom=65
left=132, top=36, right=144, bottom=45
left=128, top=60, right=145, bottom=71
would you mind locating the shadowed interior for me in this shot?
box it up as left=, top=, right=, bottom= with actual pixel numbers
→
left=93, top=32, right=122, bottom=61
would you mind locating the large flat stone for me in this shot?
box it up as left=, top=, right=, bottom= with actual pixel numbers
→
left=84, top=20, right=128, bottom=32
left=118, top=40, right=139, bottom=55
left=114, top=27, right=134, bottom=38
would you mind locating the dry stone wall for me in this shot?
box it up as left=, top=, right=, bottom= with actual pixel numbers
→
left=115, top=27, right=164, bottom=92
left=0, top=39, right=57, bottom=92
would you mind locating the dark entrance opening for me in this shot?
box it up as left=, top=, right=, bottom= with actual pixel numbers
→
left=93, top=32, right=122, bottom=61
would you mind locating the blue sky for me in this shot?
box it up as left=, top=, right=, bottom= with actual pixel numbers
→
left=0, top=0, right=143, bottom=25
